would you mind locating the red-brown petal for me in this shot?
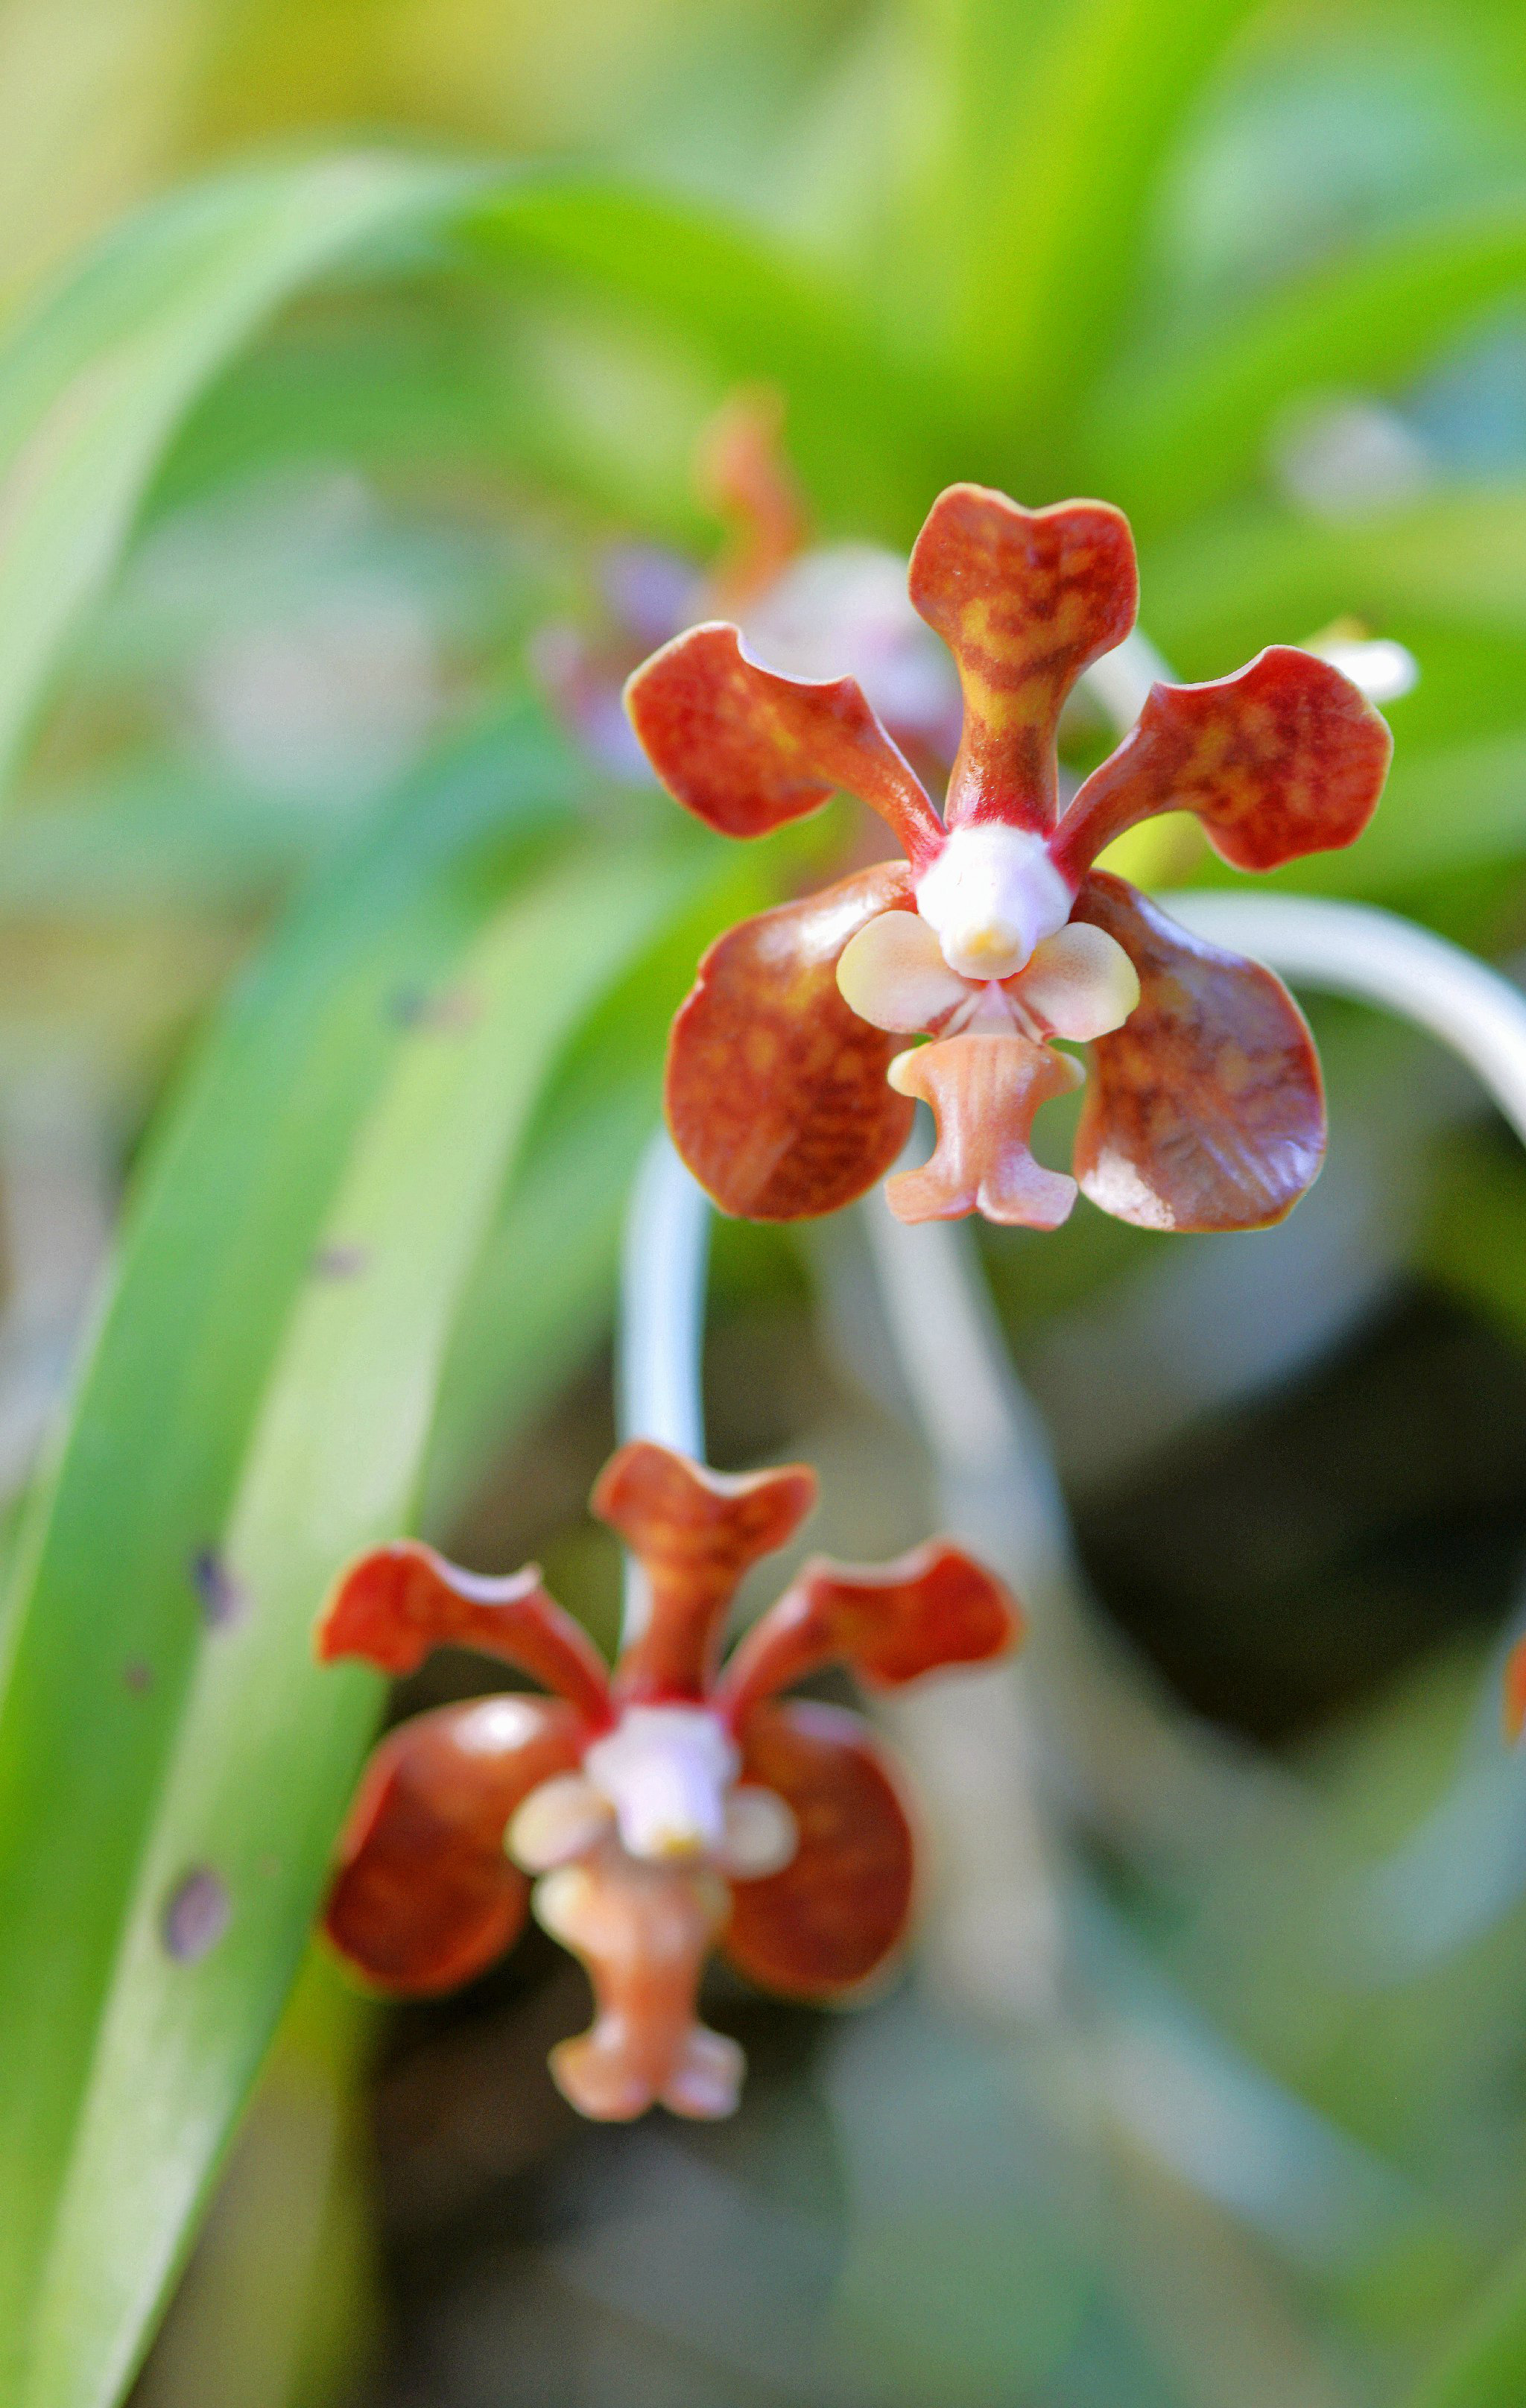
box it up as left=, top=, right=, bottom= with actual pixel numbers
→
left=315, top=1542, right=612, bottom=1729
left=595, top=1440, right=817, bottom=1702
left=624, top=622, right=943, bottom=864
left=716, top=1542, right=1020, bottom=1727
left=883, top=1031, right=1082, bottom=1228
left=323, top=1695, right=585, bottom=1994
left=1071, top=871, right=1325, bottom=1233
left=1050, top=647, right=1392, bottom=884
left=666, top=860, right=917, bottom=1220
left=908, top=486, right=1137, bottom=835
left=722, top=1700, right=915, bottom=1999
left=695, top=385, right=808, bottom=615
left=1504, top=1637, right=1526, bottom=1743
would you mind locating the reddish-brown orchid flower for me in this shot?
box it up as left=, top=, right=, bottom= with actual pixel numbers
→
left=626, top=483, right=1393, bottom=1232
left=317, top=1441, right=1017, bottom=2120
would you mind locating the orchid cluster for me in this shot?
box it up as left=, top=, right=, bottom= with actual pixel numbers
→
left=319, top=1442, right=1015, bottom=2120
left=627, top=483, right=1393, bottom=1233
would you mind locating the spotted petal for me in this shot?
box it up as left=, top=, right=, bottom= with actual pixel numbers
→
left=722, top=1701, right=915, bottom=1999
left=908, top=486, right=1137, bottom=835
left=1071, top=871, right=1324, bottom=1232
left=625, top=623, right=942, bottom=864
left=316, top=1540, right=612, bottom=1729
left=595, top=1440, right=817, bottom=1703
left=717, top=1542, right=1019, bottom=1728
left=324, top=1696, right=585, bottom=1994
left=1051, top=647, right=1391, bottom=884
left=667, top=859, right=917, bottom=1220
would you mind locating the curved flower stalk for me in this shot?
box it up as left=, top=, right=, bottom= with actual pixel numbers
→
left=626, top=484, right=1393, bottom=1232
left=316, top=1439, right=1017, bottom=2120
left=535, top=388, right=958, bottom=782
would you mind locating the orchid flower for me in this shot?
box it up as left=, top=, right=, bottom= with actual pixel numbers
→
left=625, top=484, right=1394, bottom=1232
left=535, top=389, right=959, bottom=782
left=317, top=1440, right=1017, bottom=2120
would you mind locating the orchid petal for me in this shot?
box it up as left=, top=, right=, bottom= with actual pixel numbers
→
left=1011, top=920, right=1140, bottom=1041
left=722, top=1701, right=915, bottom=1999
left=536, top=1842, right=740, bottom=2120
left=323, top=1696, right=585, bottom=1994
left=667, top=860, right=917, bottom=1219
left=716, top=1540, right=1020, bottom=1729
left=884, top=1032, right=1082, bottom=1228
left=1051, top=647, right=1392, bottom=884
left=506, top=1772, right=614, bottom=1872
left=835, top=907, right=970, bottom=1033
left=1071, top=871, right=1325, bottom=1232
left=908, top=486, right=1136, bottom=834
left=594, top=1440, right=817, bottom=1703
left=695, top=385, right=808, bottom=614
left=625, top=623, right=943, bottom=864
left=315, top=1539, right=612, bottom=1729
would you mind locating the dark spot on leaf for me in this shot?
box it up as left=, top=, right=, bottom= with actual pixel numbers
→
left=311, top=1241, right=369, bottom=1280
left=122, top=1659, right=153, bottom=1694
left=162, top=1868, right=230, bottom=1962
left=389, top=983, right=480, bottom=1033
left=190, top=1546, right=247, bottom=1631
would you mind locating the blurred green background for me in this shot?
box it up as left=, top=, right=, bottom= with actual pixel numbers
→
left=4, top=1, right=1526, bottom=2405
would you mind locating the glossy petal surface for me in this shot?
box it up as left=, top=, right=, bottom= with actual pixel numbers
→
left=884, top=1032, right=1082, bottom=1227
left=316, top=1539, right=612, bottom=1728
left=717, top=1542, right=1019, bottom=1727
left=908, top=486, right=1136, bottom=835
left=723, top=1701, right=914, bottom=1999
left=1051, top=647, right=1391, bottom=882
left=666, top=860, right=917, bottom=1219
left=1072, top=872, right=1325, bottom=1232
left=324, top=1696, right=584, bottom=1994
left=595, top=1439, right=817, bottom=1702
left=625, top=622, right=941, bottom=862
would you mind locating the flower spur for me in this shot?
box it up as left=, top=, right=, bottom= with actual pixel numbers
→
left=316, top=1441, right=1017, bottom=2120
left=626, top=482, right=1393, bottom=1232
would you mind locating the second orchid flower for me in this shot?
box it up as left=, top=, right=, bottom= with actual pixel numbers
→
left=626, top=483, right=1393, bottom=1234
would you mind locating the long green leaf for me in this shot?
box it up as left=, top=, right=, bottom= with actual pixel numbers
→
left=1096, top=201, right=1526, bottom=526
left=462, top=180, right=959, bottom=534
left=13, top=832, right=707, bottom=2408
left=0, top=702, right=574, bottom=2398
left=943, top=0, right=1261, bottom=469
left=0, top=150, right=484, bottom=805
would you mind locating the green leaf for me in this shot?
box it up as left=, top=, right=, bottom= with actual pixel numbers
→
left=1408, top=2228, right=1526, bottom=2408
left=1095, top=202, right=1526, bottom=526
left=0, top=150, right=485, bottom=807
left=10, top=828, right=704, bottom=2408
left=0, top=699, right=574, bottom=2402
left=462, top=180, right=958, bottom=534
left=941, top=0, right=1262, bottom=469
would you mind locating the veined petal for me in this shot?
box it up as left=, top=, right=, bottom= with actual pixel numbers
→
left=315, top=1541, right=612, bottom=1729
left=667, top=860, right=917, bottom=1220
left=595, top=1440, right=817, bottom=1702
left=835, top=907, right=970, bottom=1033
left=1051, top=647, right=1391, bottom=883
left=908, top=486, right=1136, bottom=835
left=625, top=623, right=943, bottom=864
left=722, top=1701, right=915, bottom=1999
left=323, top=1696, right=584, bottom=1994
left=1010, top=920, right=1139, bottom=1041
left=884, top=1032, right=1082, bottom=1228
left=716, top=1540, right=1020, bottom=1728
left=1071, top=872, right=1325, bottom=1232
